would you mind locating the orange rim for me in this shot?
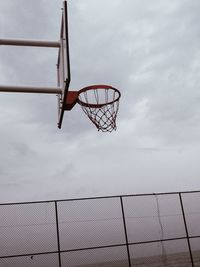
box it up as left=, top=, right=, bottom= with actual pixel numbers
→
left=77, top=85, right=121, bottom=108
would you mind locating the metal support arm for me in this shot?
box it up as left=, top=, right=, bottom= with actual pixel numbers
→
left=0, top=85, right=62, bottom=94
left=0, top=38, right=60, bottom=48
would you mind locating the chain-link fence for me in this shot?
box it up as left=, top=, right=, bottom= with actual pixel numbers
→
left=0, top=191, right=200, bottom=266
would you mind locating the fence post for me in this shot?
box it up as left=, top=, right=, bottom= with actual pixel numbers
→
left=179, top=193, right=194, bottom=267
left=120, top=197, right=131, bottom=267
left=55, top=201, right=62, bottom=267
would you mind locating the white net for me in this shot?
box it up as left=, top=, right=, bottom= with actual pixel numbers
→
left=77, top=85, right=121, bottom=132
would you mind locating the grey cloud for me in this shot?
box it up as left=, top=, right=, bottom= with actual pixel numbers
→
left=1, top=0, right=200, bottom=202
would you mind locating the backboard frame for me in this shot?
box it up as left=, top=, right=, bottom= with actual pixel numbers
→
left=57, top=0, right=71, bottom=129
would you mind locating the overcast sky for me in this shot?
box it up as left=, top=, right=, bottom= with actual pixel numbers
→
left=0, top=0, right=200, bottom=203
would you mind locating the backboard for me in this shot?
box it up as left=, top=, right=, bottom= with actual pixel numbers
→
left=57, top=1, right=71, bottom=128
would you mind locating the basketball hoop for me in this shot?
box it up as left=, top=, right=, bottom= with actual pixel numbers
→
left=0, top=2, right=121, bottom=131
left=77, top=85, right=121, bottom=132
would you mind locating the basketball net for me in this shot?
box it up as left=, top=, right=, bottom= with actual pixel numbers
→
left=77, top=85, right=121, bottom=132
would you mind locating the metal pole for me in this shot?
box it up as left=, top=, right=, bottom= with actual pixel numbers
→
left=0, top=85, right=62, bottom=94
left=55, top=201, right=62, bottom=267
left=120, top=197, right=131, bottom=267
left=0, top=38, right=60, bottom=48
left=179, top=193, right=194, bottom=266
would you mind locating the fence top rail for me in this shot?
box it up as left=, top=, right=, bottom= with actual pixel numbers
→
left=0, top=189, right=200, bottom=206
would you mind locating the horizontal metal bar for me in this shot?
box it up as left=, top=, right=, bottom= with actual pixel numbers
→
left=128, top=236, right=187, bottom=246
left=1, top=189, right=200, bottom=206
left=0, top=85, right=62, bottom=94
left=0, top=244, right=126, bottom=259
left=0, top=250, right=59, bottom=259
left=2, top=235, right=200, bottom=259
left=62, top=243, right=126, bottom=253
left=0, top=38, right=60, bottom=48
